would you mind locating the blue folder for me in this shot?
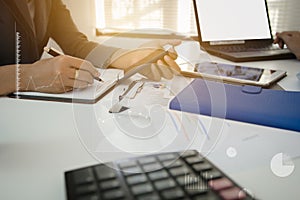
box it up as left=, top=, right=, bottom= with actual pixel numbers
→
left=169, top=79, right=300, bottom=132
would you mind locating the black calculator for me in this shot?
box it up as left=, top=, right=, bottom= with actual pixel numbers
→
left=65, top=150, right=254, bottom=200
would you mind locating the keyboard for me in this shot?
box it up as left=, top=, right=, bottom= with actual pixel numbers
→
left=65, top=150, right=254, bottom=200
left=214, top=44, right=280, bottom=53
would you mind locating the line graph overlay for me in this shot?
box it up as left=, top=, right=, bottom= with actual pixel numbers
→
left=15, top=23, right=21, bottom=98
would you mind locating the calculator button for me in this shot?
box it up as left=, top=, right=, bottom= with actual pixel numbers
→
left=94, top=165, right=116, bottom=180
left=181, top=150, right=198, bottom=158
left=157, top=153, right=177, bottom=161
left=169, top=167, right=190, bottom=177
left=161, top=187, right=185, bottom=199
left=185, top=156, right=204, bottom=165
left=73, top=168, right=95, bottom=185
left=192, top=163, right=213, bottom=172
left=162, top=160, right=184, bottom=169
left=138, top=156, right=157, bottom=165
left=142, top=163, right=163, bottom=172
left=77, top=194, right=99, bottom=200
left=102, top=189, right=125, bottom=199
left=148, top=170, right=169, bottom=181
left=131, top=183, right=154, bottom=196
left=126, top=174, right=147, bottom=185
left=99, top=179, right=120, bottom=190
left=192, top=192, right=219, bottom=200
left=122, top=166, right=142, bottom=176
left=76, top=184, right=97, bottom=195
left=186, top=189, right=208, bottom=196
left=154, top=178, right=176, bottom=190
left=118, top=160, right=137, bottom=169
left=136, top=193, right=160, bottom=200
left=219, top=186, right=247, bottom=200
left=185, top=182, right=208, bottom=196
left=208, top=177, right=233, bottom=191
left=184, top=175, right=208, bottom=196
left=175, top=175, right=186, bottom=186
left=201, top=170, right=222, bottom=180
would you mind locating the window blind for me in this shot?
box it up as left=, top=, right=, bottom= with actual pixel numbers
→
left=267, top=0, right=300, bottom=36
left=95, top=0, right=300, bottom=37
left=95, top=0, right=196, bottom=36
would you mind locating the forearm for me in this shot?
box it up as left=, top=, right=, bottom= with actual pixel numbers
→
left=0, top=64, right=34, bottom=96
left=293, top=51, right=300, bottom=60
left=0, top=64, right=18, bottom=96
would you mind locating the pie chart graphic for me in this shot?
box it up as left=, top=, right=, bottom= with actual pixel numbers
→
left=226, top=146, right=237, bottom=158
left=270, top=153, right=295, bottom=178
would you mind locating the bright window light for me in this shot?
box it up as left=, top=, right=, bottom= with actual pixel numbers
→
left=95, top=0, right=196, bottom=35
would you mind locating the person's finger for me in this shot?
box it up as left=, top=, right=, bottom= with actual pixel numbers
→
left=73, top=70, right=94, bottom=84
left=273, top=39, right=283, bottom=48
left=163, top=55, right=181, bottom=73
left=157, top=60, right=173, bottom=80
left=166, top=46, right=178, bottom=60
left=150, top=64, right=162, bottom=81
left=65, top=68, right=94, bottom=84
left=273, top=33, right=280, bottom=44
left=78, top=61, right=100, bottom=79
left=56, top=71, right=89, bottom=89
left=63, top=56, right=100, bottom=78
left=280, top=34, right=292, bottom=45
left=280, top=39, right=285, bottom=48
left=274, top=32, right=287, bottom=48
left=72, top=80, right=90, bottom=89
left=139, top=64, right=161, bottom=81
left=64, top=77, right=90, bottom=89
left=274, top=37, right=285, bottom=49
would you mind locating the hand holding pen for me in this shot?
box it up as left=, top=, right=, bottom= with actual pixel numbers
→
left=16, top=47, right=101, bottom=94
left=41, top=39, right=181, bottom=93
left=44, top=47, right=103, bottom=82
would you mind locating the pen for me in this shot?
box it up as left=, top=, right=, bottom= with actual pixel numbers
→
left=43, top=46, right=103, bottom=82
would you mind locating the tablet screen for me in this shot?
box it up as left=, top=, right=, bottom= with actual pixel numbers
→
left=194, top=62, right=264, bottom=81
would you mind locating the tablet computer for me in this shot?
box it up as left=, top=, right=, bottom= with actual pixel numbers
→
left=180, top=62, right=286, bottom=87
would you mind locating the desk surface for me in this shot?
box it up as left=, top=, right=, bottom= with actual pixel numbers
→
left=1, top=40, right=300, bottom=200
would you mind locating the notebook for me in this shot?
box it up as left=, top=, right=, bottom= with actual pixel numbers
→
left=9, top=69, right=123, bottom=104
left=193, top=0, right=295, bottom=62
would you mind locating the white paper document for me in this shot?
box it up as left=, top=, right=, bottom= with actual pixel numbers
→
left=12, top=69, right=123, bottom=104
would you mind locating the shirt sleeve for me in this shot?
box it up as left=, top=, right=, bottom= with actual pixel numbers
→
left=85, top=44, right=119, bottom=68
left=48, top=0, right=119, bottom=68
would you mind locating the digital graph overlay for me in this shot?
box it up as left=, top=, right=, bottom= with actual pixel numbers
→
left=15, top=23, right=21, bottom=98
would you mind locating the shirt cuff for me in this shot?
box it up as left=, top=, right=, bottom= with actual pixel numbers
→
left=85, top=44, right=120, bottom=68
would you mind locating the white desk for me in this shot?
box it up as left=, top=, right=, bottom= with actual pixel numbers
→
left=1, top=40, right=300, bottom=200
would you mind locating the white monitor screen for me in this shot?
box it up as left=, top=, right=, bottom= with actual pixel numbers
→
left=196, top=0, right=272, bottom=42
